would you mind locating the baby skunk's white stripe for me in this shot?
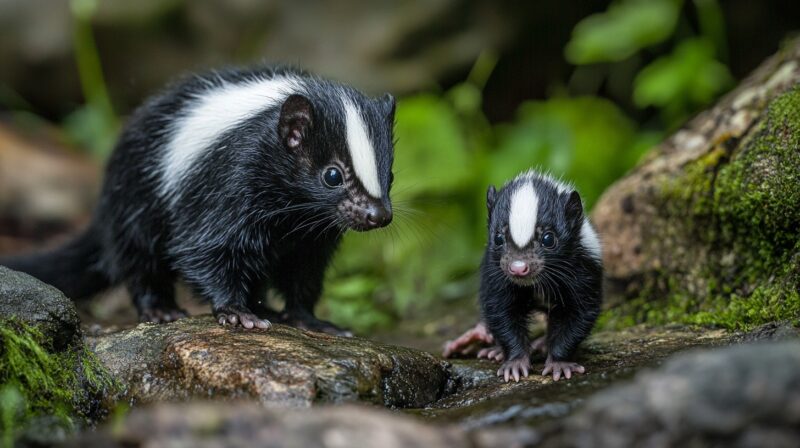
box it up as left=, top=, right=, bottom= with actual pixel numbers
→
left=160, top=76, right=302, bottom=197
left=509, top=182, right=538, bottom=248
left=580, top=219, right=602, bottom=260
left=342, top=97, right=382, bottom=198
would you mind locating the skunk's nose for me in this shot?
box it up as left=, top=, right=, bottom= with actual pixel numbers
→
left=509, top=260, right=530, bottom=276
left=365, top=205, right=392, bottom=228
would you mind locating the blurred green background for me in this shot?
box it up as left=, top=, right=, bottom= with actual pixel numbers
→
left=0, top=0, right=797, bottom=332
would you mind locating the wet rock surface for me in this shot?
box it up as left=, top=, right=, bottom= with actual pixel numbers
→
left=543, top=341, right=800, bottom=448
left=410, top=326, right=733, bottom=429
left=0, top=266, right=81, bottom=349
left=70, top=326, right=800, bottom=447
left=88, top=316, right=450, bottom=408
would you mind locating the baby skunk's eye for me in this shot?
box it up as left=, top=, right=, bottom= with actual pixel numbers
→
left=541, top=231, right=556, bottom=249
left=493, top=232, right=505, bottom=246
left=322, top=167, right=344, bottom=188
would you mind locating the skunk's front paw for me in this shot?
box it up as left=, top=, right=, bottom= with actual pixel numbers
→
left=542, top=355, right=585, bottom=381
left=214, top=305, right=271, bottom=330
left=497, top=355, right=531, bottom=382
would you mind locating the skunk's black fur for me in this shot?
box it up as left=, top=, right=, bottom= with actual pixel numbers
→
left=480, top=171, right=602, bottom=368
left=2, top=66, right=396, bottom=332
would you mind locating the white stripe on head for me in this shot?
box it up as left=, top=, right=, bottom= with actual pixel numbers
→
left=342, top=97, right=382, bottom=198
left=161, top=76, right=302, bottom=197
left=580, top=219, right=602, bottom=260
left=509, top=181, right=539, bottom=247
left=524, top=169, right=572, bottom=195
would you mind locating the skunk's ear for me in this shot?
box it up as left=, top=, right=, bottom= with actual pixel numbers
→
left=382, top=93, right=396, bottom=122
left=565, top=190, right=584, bottom=229
left=486, top=185, right=497, bottom=215
left=278, top=94, right=313, bottom=149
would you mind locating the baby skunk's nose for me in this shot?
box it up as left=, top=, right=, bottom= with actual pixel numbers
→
left=509, top=260, right=530, bottom=276
left=365, top=205, right=393, bottom=229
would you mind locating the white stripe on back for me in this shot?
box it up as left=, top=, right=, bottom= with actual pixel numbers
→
left=160, top=76, right=302, bottom=197
left=509, top=182, right=538, bottom=247
left=580, top=219, right=602, bottom=260
left=342, top=97, right=382, bottom=198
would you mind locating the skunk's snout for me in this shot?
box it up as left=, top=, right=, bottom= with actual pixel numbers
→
left=501, top=254, right=541, bottom=286
left=509, top=260, right=530, bottom=276
left=364, top=204, right=392, bottom=229
left=338, top=198, right=392, bottom=232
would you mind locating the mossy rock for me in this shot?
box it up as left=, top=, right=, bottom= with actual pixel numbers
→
left=0, top=266, right=81, bottom=349
left=0, top=318, right=118, bottom=446
left=0, top=268, right=117, bottom=445
left=593, top=39, right=800, bottom=329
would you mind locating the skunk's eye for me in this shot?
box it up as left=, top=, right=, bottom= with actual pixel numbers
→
left=323, top=167, right=343, bottom=188
left=541, top=231, right=556, bottom=249
left=493, top=232, right=505, bottom=246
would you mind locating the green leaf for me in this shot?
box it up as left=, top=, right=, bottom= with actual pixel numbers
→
left=633, top=37, right=733, bottom=125
left=565, top=0, right=681, bottom=64
left=392, top=95, right=471, bottom=198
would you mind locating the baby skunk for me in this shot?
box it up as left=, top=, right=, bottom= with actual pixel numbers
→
left=2, top=66, right=395, bottom=333
left=444, top=170, right=602, bottom=382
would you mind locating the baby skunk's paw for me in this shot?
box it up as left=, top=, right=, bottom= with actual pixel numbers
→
left=442, top=322, right=494, bottom=358
left=477, top=345, right=505, bottom=362
left=497, top=355, right=531, bottom=383
left=542, top=355, right=585, bottom=381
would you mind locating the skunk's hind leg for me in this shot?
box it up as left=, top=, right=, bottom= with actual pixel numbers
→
left=128, top=271, right=186, bottom=323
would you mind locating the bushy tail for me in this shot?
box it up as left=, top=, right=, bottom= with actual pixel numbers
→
left=0, top=227, right=111, bottom=299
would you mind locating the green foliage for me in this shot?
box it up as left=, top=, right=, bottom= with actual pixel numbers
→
left=634, top=38, right=733, bottom=125
left=0, top=318, right=117, bottom=446
left=567, top=0, right=730, bottom=129
left=565, top=0, right=681, bottom=64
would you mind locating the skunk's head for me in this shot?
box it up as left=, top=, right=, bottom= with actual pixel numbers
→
left=485, top=171, right=600, bottom=287
left=277, top=88, right=395, bottom=232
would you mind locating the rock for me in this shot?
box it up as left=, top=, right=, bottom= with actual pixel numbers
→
left=544, top=341, right=800, bottom=448
left=63, top=402, right=473, bottom=448
left=0, top=266, right=80, bottom=349
left=593, top=38, right=800, bottom=328
left=88, top=316, right=450, bottom=408
left=69, top=331, right=798, bottom=448
left=736, top=320, right=800, bottom=343
left=415, top=325, right=733, bottom=428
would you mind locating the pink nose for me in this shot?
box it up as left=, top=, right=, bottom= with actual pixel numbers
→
left=509, top=260, right=530, bottom=276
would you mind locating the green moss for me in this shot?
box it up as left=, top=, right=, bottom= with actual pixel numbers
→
left=0, top=318, right=118, bottom=446
left=608, top=87, right=800, bottom=330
